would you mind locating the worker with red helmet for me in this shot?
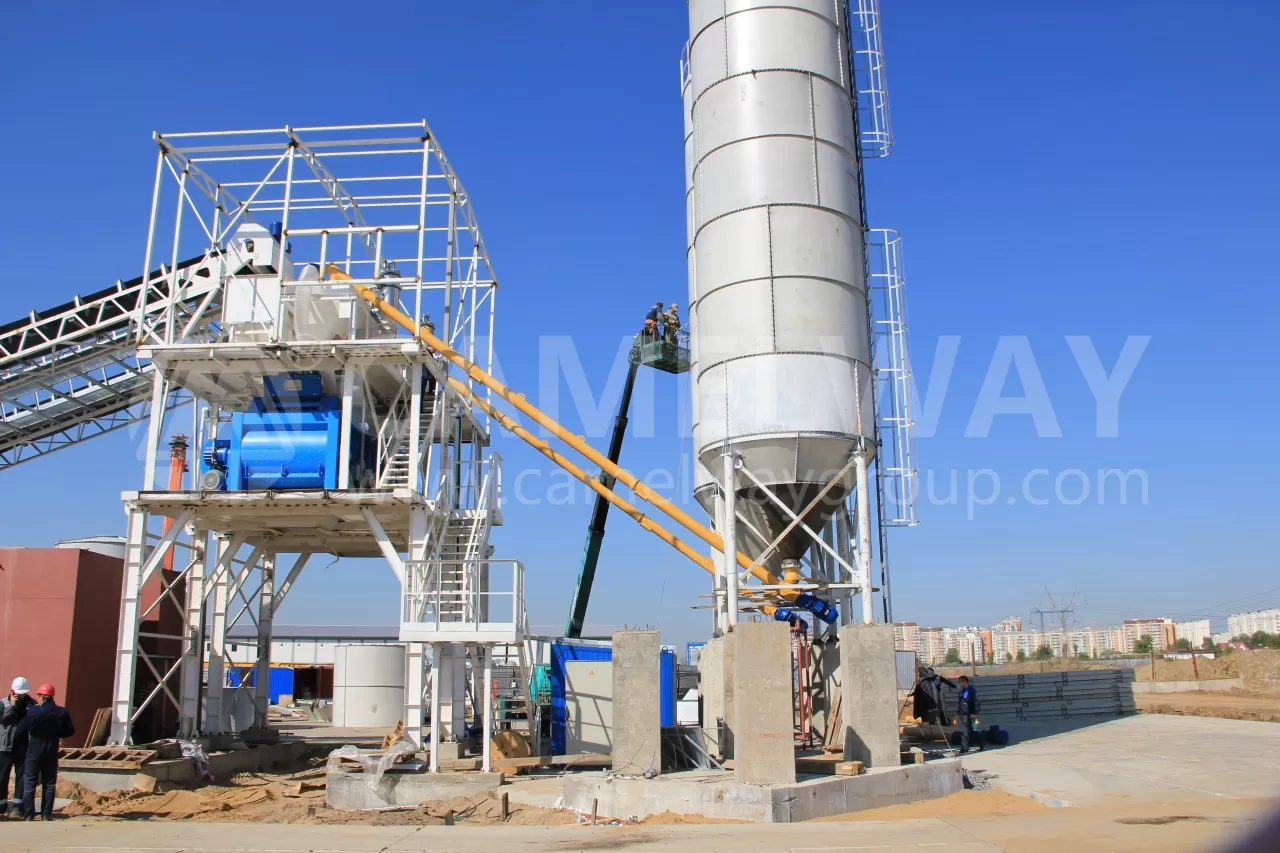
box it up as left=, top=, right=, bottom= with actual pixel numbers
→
left=16, top=683, right=74, bottom=821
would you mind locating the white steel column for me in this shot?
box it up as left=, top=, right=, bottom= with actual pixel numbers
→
left=428, top=644, right=441, bottom=773
left=405, top=642, right=426, bottom=748
left=711, top=490, right=726, bottom=637
left=408, top=362, right=424, bottom=493
left=110, top=506, right=149, bottom=744
left=177, top=529, right=209, bottom=738
left=481, top=645, right=494, bottom=772
left=252, top=553, right=276, bottom=730
left=204, top=537, right=233, bottom=733
left=835, top=508, right=854, bottom=627
left=721, top=452, right=739, bottom=628
left=854, top=449, right=875, bottom=625
left=338, top=368, right=356, bottom=489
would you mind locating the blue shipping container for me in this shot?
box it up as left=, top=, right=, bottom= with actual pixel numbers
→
left=549, top=642, right=675, bottom=755
left=225, top=666, right=295, bottom=705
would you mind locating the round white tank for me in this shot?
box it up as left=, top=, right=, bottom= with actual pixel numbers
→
left=685, top=0, right=874, bottom=566
left=332, top=644, right=406, bottom=727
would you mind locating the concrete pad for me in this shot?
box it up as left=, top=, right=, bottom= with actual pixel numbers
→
left=612, top=630, right=661, bottom=776
left=325, top=769, right=503, bottom=810
left=0, top=816, right=1003, bottom=851
left=732, top=621, right=795, bottom=784
left=561, top=760, right=963, bottom=822
left=963, top=713, right=1280, bottom=806
left=839, top=623, right=901, bottom=769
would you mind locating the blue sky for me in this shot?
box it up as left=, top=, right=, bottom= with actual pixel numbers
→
left=1, top=2, right=1277, bottom=646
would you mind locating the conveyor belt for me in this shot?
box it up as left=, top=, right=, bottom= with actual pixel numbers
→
left=0, top=254, right=219, bottom=469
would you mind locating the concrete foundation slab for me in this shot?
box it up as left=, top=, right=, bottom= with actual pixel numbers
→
left=326, top=770, right=503, bottom=810
left=839, top=623, right=900, bottom=768
left=612, top=630, right=661, bottom=776
left=732, top=622, right=794, bottom=784
left=561, top=760, right=963, bottom=822
left=61, top=741, right=312, bottom=793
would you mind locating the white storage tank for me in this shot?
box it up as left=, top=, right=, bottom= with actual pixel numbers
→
left=684, top=0, right=875, bottom=571
left=332, top=644, right=406, bottom=727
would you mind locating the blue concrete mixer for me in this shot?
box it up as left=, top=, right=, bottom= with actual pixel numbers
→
left=201, top=372, right=377, bottom=491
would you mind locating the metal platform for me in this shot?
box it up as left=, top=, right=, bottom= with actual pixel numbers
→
left=124, top=488, right=438, bottom=557
left=634, top=334, right=690, bottom=375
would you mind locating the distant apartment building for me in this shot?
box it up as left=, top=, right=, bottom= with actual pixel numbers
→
left=892, top=622, right=922, bottom=657
left=991, top=616, right=1022, bottom=633
left=1121, top=618, right=1175, bottom=653
left=1174, top=619, right=1211, bottom=648
left=1227, top=609, right=1280, bottom=638
left=1067, top=628, right=1118, bottom=658
left=941, top=626, right=987, bottom=663
left=919, top=626, right=946, bottom=665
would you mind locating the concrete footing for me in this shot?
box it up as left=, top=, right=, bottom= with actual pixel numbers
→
left=612, top=630, right=661, bottom=776
left=839, top=623, right=900, bottom=768
left=61, top=741, right=314, bottom=794
left=326, top=770, right=504, bottom=810
left=561, top=760, right=963, bottom=822
left=733, top=622, right=795, bottom=784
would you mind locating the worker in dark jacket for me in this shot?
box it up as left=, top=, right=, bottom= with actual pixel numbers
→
left=17, top=684, right=74, bottom=821
left=953, top=675, right=982, bottom=754
left=0, top=677, right=33, bottom=816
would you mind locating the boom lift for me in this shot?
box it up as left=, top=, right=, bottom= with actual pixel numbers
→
left=564, top=329, right=690, bottom=639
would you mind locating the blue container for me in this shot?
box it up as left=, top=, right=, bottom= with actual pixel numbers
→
left=549, top=642, right=677, bottom=754
left=660, top=649, right=675, bottom=727
left=225, top=666, right=295, bottom=705
left=549, top=642, right=612, bottom=756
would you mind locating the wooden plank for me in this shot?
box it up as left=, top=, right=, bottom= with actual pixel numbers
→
left=84, top=708, right=111, bottom=749
left=491, top=752, right=612, bottom=771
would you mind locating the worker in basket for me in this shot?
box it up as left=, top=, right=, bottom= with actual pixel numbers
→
left=662, top=302, right=681, bottom=344
left=644, top=300, right=664, bottom=341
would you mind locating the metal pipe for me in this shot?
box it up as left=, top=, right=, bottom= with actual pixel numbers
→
left=162, top=435, right=189, bottom=571
left=855, top=449, right=874, bottom=625
left=329, top=266, right=786, bottom=590
left=722, top=451, right=739, bottom=627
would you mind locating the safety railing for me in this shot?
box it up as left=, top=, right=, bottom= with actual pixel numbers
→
left=400, top=558, right=524, bottom=643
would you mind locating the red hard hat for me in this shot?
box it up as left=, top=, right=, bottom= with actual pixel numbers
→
left=36, top=684, right=55, bottom=697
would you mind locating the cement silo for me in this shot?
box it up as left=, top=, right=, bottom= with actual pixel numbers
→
left=685, top=0, right=876, bottom=621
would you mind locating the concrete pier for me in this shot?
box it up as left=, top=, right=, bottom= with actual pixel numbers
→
left=732, top=622, right=795, bottom=785
left=839, top=623, right=900, bottom=768
left=612, top=630, right=661, bottom=776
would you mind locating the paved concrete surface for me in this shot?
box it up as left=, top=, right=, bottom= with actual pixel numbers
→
left=962, top=713, right=1280, bottom=806
left=0, top=818, right=1003, bottom=851
left=562, top=760, right=963, bottom=822
left=2, top=801, right=1273, bottom=853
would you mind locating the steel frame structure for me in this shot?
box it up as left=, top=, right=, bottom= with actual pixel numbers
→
left=0, top=256, right=221, bottom=469
left=110, top=124, right=519, bottom=766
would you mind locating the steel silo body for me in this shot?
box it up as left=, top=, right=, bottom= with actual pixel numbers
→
left=685, top=0, right=875, bottom=567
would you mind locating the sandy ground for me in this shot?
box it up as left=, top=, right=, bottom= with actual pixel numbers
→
left=1134, top=647, right=1280, bottom=690
left=1136, top=689, right=1280, bottom=722
left=809, top=789, right=1049, bottom=822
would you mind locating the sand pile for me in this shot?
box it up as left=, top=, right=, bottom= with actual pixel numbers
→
left=1135, top=649, right=1280, bottom=691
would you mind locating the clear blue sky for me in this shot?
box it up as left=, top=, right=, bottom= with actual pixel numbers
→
left=1, top=2, right=1277, bottom=646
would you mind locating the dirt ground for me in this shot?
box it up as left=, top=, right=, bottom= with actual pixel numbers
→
left=809, top=789, right=1049, bottom=822
left=1133, top=648, right=1280, bottom=691
left=1136, top=689, right=1280, bottom=723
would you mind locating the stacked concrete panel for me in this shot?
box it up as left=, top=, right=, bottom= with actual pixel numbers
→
left=937, top=669, right=1137, bottom=722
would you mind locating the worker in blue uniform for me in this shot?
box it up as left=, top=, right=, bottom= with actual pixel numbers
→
left=17, top=684, right=74, bottom=821
left=953, top=675, right=982, bottom=754
left=644, top=301, right=664, bottom=341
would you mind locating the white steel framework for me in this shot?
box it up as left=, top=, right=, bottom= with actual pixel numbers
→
left=109, top=123, right=522, bottom=766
